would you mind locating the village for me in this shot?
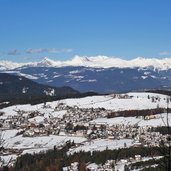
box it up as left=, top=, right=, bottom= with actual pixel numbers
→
left=0, top=92, right=170, bottom=169
left=0, top=100, right=167, bottom=149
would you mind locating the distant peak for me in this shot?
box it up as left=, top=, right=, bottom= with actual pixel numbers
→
left=37, top=57, right=58, bottom=67
left=41, top=57, right=54, bottom=63
left=133, top=56, right=146, bottom=60
left=42, top=57, right=50, bottom=61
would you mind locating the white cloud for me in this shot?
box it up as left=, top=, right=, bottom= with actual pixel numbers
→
left=48, top=48, right=73, bottom=53
left=159, top=51, right=171, bottom=56
left=25, top=48, right=73, bottom=54
left=7, top=49, right=18, bottom=55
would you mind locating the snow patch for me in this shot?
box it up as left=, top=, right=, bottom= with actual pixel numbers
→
left=44, top=88, right=55, bottom=96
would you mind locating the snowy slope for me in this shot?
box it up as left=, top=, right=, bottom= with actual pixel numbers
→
left=0, top=92, right=170, bottom=118
left=3, top=135, right=86, bottom=152
left=57, top=92, right=170, bottom=110
left=90, top=113, right=171, bottom=127
left=68, top=139, right=133, bottom=154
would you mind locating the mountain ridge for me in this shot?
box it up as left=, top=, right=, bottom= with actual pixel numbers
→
left=2, top=66, right=169, bottom=93
left=1, top=56, right=171, bottom=70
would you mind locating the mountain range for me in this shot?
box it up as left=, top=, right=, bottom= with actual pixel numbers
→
left=0, top=56, right=171, bottom=93
left=1, top=56, right=171, bottom=70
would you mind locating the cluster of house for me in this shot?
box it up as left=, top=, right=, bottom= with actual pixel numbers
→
left=0, top=102, right=167, bottom=148
left=86, top=160, right=116, bottom=171
left=63, top=155, right=143, bottom=171
left=0, top=103, right=109, bottom=136
left=0, top=98, right=169, bottom=169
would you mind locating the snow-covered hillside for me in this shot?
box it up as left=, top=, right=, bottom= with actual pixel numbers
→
left=0, top=56, right=171, bottom=70
left=0, top=92, right=170, bottom=118
left=0, top=92, right=170, bottom=166
left=54, top=92, right=170, bottom=110
left=90, top=113, right=171, bottom=127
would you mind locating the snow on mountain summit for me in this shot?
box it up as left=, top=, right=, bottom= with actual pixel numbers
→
left=130, top=57, right=171, bottom=69
left=0, top=60, right=25, bottom=70
left=0, top=56, right=171, bottom=70
left=32, top=57, right=62, bottom=67
left=63, top=56, right=171, bottom=69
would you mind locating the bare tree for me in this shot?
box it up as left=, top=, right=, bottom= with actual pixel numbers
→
left=138, top=95, right=171, bottom=171
left=155, top=96, right=171, bottom=171
left=0, top=130, right=4, bottom=168
left=165, top=97, right=171, bottom=171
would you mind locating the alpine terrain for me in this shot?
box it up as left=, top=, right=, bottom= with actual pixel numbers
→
left=0, top=56, right=171, bottom=93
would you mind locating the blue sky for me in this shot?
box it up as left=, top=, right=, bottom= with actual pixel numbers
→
left=0, top=0, right=171, bottom=62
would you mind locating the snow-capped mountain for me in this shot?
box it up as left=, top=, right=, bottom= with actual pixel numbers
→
left=65, top=56, right=171, bottom=69
left=0, top=60, right=25, bottom=70
left=0, top=56, right=171, bottom=93
left=0, top=56, right=171, bottom=70
left=24, top=57, right=62, bottom=68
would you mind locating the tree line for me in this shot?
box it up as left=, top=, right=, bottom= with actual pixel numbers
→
left=2, top=142, right=168, bottom=171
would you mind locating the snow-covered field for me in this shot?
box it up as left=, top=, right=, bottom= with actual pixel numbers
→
left=68, top=139, right=133, bottom=154
left=0, top=92, right=170, bottom=119
left=90, top=113, right=171, bottom=127
left=2, top=134, right=86, bottom=153
left=60, top=92, right=169, bottom=110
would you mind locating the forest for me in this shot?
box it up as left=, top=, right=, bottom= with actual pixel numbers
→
left=2, top=141, right=168, bottom=171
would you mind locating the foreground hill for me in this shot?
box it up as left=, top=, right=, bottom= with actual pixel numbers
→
left=0, top=73, right=80, bottom=102
left=147, top=89, right=171, bottom=96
